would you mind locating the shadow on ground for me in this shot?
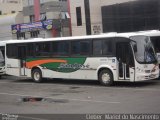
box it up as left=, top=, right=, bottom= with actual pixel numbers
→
left=5, top=76, right=159, bottom=88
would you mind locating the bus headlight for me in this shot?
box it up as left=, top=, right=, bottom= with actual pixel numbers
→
left=151, top=69, right=156, bottom=72
left=151, top=64, right=158, bottom=73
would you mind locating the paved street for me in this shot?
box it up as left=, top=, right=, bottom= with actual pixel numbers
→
left=0, top=76, right=160, bottom=119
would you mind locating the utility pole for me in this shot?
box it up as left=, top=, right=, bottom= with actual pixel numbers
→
left=34, top=0, right=40, bottom=22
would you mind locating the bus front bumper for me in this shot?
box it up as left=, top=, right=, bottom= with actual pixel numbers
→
left=136, top=73, right=159, bottom=81
left=0, top=67, right=5, bottom=75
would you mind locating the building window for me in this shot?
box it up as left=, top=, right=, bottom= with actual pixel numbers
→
left=84, top=0, right=91, bottom=35
left=30, top=31, right=39, bottom=38
left=28, top=0, right=34, bottom=5
left=40, top=13, right=46, bottom=21
left=40, top=0, right=45, bottom=3
left=1, top=0, right=21, bottom=3
left=11, top=11, right=15, bottom=14
left=76, top=7, right=82, bottom=26
left=30, top=15, right=35, bottom=22
left=7, top=0, right=18, bottom=3
left=17, top=32, right=25, bottom=40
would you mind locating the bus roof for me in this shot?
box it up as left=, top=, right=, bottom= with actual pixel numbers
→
left=6, top=32, right=150, bottom=44
left=118, top=30, right=160, bottom=37
left=0, top=40, right=10, bottom=46
left=136, top=30, right=160, bottom=37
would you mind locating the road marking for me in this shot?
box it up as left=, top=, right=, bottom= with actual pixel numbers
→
left=69, top=98, right=120, bottom=104
left=0, top=92, right=120, bottom=104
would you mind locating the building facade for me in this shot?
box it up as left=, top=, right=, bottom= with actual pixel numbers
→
left=0, top=0, right=22, bottom=15
left=11, top=0, right=70, bottom=40
left=70, top=0, right=160, bottom=36
left=1, top=0, right=159, bottom=40
left=0, top=0, right=23, bottom=40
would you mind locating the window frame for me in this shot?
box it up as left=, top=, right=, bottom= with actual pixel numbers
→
left=92, top=37, right=115, bottom=57
left=35, top=42, right=51, bottom=57
left=6, top=44, right=18, bottom=59
left=71, top=39, right=92, bottom=56
left=52, top=41, right=70, bottom=56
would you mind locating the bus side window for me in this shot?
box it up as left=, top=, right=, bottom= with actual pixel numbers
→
left=150, top=37, right=160, bottom=52
left=0, top=47, right=5, bottom=59
left=27, top=43, right=34, bottom=57
left=102, top=38, right=113, bottom=55
left=71, top=41, right=80, bottom=55
left=71, top=40, right=91, bottom=56
left=52, top=41, right=69, bottom=56
left=35, top=42, right=51, bottom=57
left=80, top=40, right=91, bottom=55
left=93, top=40, right=102, bottom=55
left=7, top=44, right=18, bottom=58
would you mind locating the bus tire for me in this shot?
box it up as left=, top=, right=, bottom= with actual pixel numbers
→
left=98, top=69, right=114, bottom=86
left=32, top=69, right=43, bottom=83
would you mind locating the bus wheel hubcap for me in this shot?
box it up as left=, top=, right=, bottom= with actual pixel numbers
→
left=34, top=72, right=40, bottom=81
left=102, top=73, right=110, bottom=83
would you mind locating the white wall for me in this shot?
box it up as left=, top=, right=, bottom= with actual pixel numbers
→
left=70, top=0, right=86, bottom=36
left=0, top=13, right=23, bottom=41
left=90, top=0, right=102, bottom=35
left=0, top=1, right=22, bottom=14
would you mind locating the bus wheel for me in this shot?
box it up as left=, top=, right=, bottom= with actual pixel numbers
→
left=98, top=69, right=113, bottom=86
left=32, top=69, right=43, bottom=83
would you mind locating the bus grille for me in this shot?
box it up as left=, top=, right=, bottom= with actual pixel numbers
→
left=145, top=70, right=150, bottom=73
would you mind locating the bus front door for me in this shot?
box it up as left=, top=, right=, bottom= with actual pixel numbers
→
left=18, top=46, right=27, bottom=76
left=116, top=42, right=135, bottom=81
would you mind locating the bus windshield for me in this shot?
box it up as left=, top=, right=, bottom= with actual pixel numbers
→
left=0, top=50, right=4, bottom=67
left=130, top=36, right=157, bottom=64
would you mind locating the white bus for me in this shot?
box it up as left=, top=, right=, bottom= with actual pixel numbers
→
left=130, top=30, right=160, bottom=74
left=0, top=41, right=6, bottom=78
left=136, top=30, right=160, bottom=63
left=5, top=33, right=159, bottom=86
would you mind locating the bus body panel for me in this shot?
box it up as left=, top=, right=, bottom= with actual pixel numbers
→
left=28, top=57, right=116, bottom=80
left=7, top=56, right=158, bottom=81
left=134, top=61, right=159, bottom=81
left=6, top=58, right=21, bottom=77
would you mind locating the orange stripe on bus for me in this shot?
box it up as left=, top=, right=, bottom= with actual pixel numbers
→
left=26, top=59, right=67, bottom=69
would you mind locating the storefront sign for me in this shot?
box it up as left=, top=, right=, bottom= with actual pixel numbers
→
left=11, top=19, right=53, bottom=34
left=92, top=25, right=102, bottom=34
